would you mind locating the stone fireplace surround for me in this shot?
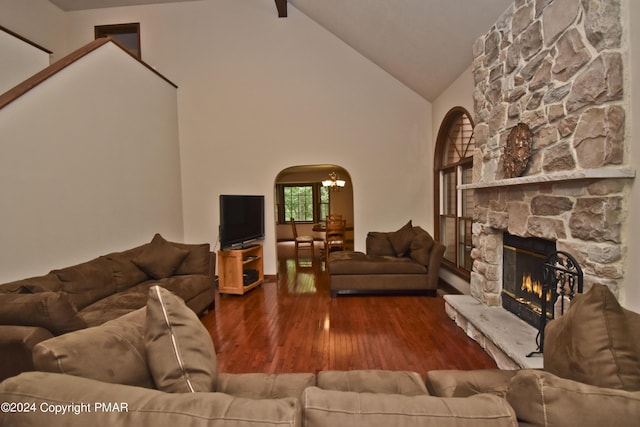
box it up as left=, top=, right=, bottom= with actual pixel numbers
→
left=445, top=0, right=636, bottom=369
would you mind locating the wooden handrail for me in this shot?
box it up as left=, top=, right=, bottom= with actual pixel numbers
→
left=0, top=37, right=177, bottom=111
left=0, top=25, right=52, bottom=54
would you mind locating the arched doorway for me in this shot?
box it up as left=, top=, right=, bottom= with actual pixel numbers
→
left=274, top=164, right=354, bottom=272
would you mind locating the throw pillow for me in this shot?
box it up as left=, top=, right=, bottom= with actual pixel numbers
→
left=544, top=284, right=640, bottom=391
left=133, top=234, right=190, bottom=280
left=33, top=308, right=155, bottom=388
left=170, top=242, right=211, bottom=276
left=365, top=232, right=396, bottom=256
left=0, top=292, right=87, bottom=335
left=145, top=285, right=217, bottom=393
left=409, top=226, right=435, bottom=266
left=388, top=220, right=414, bottom=256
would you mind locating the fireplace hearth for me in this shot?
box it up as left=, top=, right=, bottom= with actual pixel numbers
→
left=502, top=234, right=556, bottom=328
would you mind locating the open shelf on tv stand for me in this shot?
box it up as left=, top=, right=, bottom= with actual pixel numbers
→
left=217, top=244, right=264, bottom=295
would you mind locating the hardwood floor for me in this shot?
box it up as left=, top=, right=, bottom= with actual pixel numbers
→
left=200, top=243, right=497, bottom=377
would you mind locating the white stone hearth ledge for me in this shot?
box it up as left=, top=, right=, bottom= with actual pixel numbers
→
left=444, top=295, right=543, bottom=370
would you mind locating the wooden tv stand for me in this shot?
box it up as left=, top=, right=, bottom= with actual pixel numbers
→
left=217, top=244, right=264, bottom=295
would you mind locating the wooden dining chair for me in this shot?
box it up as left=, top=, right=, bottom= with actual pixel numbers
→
left=290, top=218, right=315, bottom=257
left=326, top=213, right=343, bottom=223
left=325, top=218, right=346, bottom=253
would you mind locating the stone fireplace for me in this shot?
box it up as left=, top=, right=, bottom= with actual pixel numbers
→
left=444, top=0, right=635, bottom=369
left=469, top=0, right=633, bottom=306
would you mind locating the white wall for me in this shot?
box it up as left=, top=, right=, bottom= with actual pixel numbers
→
left=62, top=0, right=431, bottom=274
left=0, top=42, right=182, bottom=282
left=0, top=0, right=67, bottom=61
left=0, top=29, right=50, bottom=94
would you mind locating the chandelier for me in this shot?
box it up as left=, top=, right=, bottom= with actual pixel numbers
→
left=322, top=172, right=345, bottom=190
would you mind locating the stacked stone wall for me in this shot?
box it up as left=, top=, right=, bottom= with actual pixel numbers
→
left=470, top=0, right=631, bottom=305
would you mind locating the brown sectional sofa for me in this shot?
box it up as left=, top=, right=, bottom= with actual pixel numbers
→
left=329, top=221, right=445, bottom=296
left=1, top=283, right=639, bottom=426
left=0, top=233, right=215, bottom=382
left=0, top=286, right=518, bottom=427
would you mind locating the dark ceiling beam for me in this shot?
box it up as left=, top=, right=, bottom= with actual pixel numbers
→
left=275, top=0, right=287, bottom=17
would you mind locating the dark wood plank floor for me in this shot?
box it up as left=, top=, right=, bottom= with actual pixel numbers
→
left=200, top=243, right=496, bottom=377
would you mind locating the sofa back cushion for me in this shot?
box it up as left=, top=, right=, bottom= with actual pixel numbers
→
left=217, top=372, right=316, bottom=400
left=51, top=257, right=116, bottom=310
left=507, top=369, right=640, bottom=427
left=32, top=308, right=155, bottom=388
left=103, top=245, right=149, bottom=292
left=0, top=371, right=302, bottom=427
left=302, top=387, right=517, bottom=427
left=171, top=242, right=211, bottom=276
left=0, top=292, right=86, bottom=335
left=318, top=370, right=428, bottom=396
left=544, top=284, right=640, bottom=391
left=0, top=273, right=63, bottom=294
left=145, top=286, right=217, bottom=393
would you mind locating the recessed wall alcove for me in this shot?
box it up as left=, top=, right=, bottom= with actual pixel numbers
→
left=274, top=164, right=354, bottom=259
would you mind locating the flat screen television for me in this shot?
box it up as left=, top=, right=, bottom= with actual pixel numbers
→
left=219, top=195, right=265, bottom=249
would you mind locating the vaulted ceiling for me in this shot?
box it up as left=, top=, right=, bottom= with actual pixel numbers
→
left=49, top=0, right=513, bottom=101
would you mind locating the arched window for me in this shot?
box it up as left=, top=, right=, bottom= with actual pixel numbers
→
left=434, top=107, right=475, bottom=279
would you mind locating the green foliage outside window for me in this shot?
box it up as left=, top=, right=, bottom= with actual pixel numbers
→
left=279, top=184, right=329, bottom=223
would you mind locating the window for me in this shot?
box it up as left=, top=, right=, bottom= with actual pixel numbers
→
left=276, top=183, right=329, bottom=223
left=95, top=23, right=141, bottom=59
left=434, top=107, right=475, bottom=279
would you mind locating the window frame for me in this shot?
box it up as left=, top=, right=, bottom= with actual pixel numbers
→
left=276, top=182, right=329, bottom=224
left=434, top=107, right=475, bottom=280
left=95, top=23, right=141, bottom=59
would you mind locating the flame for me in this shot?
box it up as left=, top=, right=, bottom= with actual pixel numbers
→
left=521, top=274, right=551, bottom=302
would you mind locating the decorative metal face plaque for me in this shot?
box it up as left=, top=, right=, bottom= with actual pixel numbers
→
left=504, top=122, right=533, bottom=178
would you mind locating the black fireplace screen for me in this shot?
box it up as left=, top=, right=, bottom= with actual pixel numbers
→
left=502, top=234, right=556, bottom=328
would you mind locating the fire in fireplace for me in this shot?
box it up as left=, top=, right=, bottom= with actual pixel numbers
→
left=502, top=233, right=556, bottom=328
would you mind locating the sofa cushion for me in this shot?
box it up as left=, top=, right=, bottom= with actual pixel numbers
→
left=329, top=251, right=427, bottom=275
left=51, top=257, right=116, bottom=310
left=171, top=242, right=211, bottom=276
left=78, top=286, right=152, bottom=327
left=0, top=273, right=63, bottom=294
left=102, top=246, right=149, bottom=291
left=409, top=226, right=435, bottom=266
left=33, top=308, right=154, bottom=388
left=0, top=326, right=54, bottom=381
left=318, top=370, right=428, bottom=396
left=0, top=292, right=87, bottom=335
left=507, top=369, right=640, bottom=427
left=133, top=234, right=190, bottom=280
left=366, top=232, right=396, bottom=257
left=145, top=286, right=217, bottom=393
left=544, top=284, right=640, bottom=391
left=302, top=387, right=517, bottom=427
left=217, top=372, right=316, bottom=400
left=426, top=369, right=518, bottom=398
left=388, top=220, right=414, bottom=256
left=0, top=371, right=302, bottom=427
left=156, top=274, right=212, bottom=304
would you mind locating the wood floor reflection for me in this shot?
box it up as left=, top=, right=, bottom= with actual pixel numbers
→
left=200, top=242, right=497, bottom=376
